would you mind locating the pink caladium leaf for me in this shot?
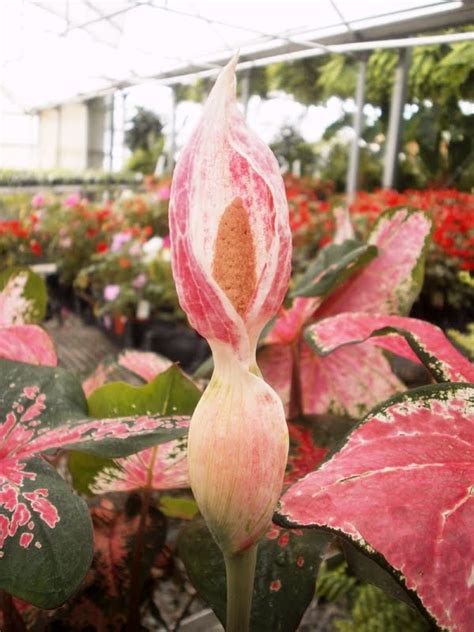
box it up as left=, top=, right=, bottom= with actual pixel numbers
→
left=0, top=358, right=190, bottom=607
left=82, top=363, right=110, bottom=398
left=257, top=344, right=293, bottom=415
left=91, top=440, right=189, bottom=494
left=276, top=383, right=474, bottom=632
left=306, top=312, right=474, bottom=384
left=299, top=340, right=404, bottom=417
left=72, top=364, right=200, bottom=495
left=0, top=325, right=57, bottom=366
left=118, top=349, right=172, bottom=382
left=317, top=207, right=432, bottom=318
left=261, top=207, right=433, bottom=417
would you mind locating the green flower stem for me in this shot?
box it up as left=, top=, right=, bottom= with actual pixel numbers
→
left=224, top=546, right=257, bottom=632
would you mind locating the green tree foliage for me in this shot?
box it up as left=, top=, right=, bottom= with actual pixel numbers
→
left=270, top=126, right=316, bottom=174
left=124, top=108, right=164, bottom=175
left=290, top=33, right=474, bottom=108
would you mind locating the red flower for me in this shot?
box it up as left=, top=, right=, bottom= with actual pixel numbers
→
left=96, top=242, right=108, bottom=254
left=30, top=241, right=42, bottom=257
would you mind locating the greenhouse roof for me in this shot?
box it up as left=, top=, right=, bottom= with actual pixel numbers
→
left=1, top=0, right=473, bottom=111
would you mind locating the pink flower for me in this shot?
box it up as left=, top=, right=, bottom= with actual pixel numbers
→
left=103, top=284, right=121, bottom=302
left=132, top=273, right=147, bottom=289
left=64, top=193, right=81, bottom=208
left=156, top=185, right=171, bottom=200
left=31, top=194, right=45, bottom=208
left=111, top=231, right=132, bottom=252
left=169, top=56, right=291, bottom=559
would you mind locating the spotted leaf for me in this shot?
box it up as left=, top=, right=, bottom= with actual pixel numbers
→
left=276, top=384, right=474, bottom=632
left=0, top=457, right=92, bottom=608
left=178, top=517, right=330, bottom=632
left=0, top=359, right=190, bottom=607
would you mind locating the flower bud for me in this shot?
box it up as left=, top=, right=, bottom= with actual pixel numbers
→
left=170, top=55, right=291, bottom=367
left=169, top=56, right=291, bottom=555
left=189, top=345, right=288, bottom=554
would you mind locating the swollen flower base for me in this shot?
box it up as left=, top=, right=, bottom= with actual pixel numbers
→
left=170, top=54, right=292, bottom=631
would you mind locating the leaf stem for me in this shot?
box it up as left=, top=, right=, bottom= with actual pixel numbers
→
left=0, top=591, right=26, bottom=632
left=289, top=338, right=303, bottom=420
left=224, top=546, right=257, bottom=632
left=126, top=487, right=152, bottom=631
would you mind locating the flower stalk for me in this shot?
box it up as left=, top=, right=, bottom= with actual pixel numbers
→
left=224, top=547, right=257, bottom=632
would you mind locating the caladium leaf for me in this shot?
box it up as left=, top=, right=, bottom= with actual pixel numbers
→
left=0, top=268, right=47, bottom=325
left=0, top=325, right=57, bottom=366
left=264, top=298, right=321, bottom=345
left=178, top=517, right=330, bottom=632
left=306, top=312, right=474, bottom=383
left=276, top=384, right=474, bottom=632
left=118, top=350, right=172, bottom=382
left=28, top=493, right=169, bottom=629
left=81, top=363, right=109, bottom=398
left=87, top=365, right=201, bottom=419
left=0, top=359, right=190, bottom=606
left=72, top=365, right=199, bottom=493
left=317, top=207, right=432, bottom=318
left=285, top=423, right=327, bottom=485
left=257, top=344, right=293, bottom=415
left=299, top=341, right=404, bottom=418
left=291, top=240, right=377, bottom=299
left=0, top=457, right=92, bottom=608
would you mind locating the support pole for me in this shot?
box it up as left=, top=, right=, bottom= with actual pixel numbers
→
left=240, top=69, right=251, bottom=119
left=108, top=93, right=114, bottom=172
left=346, top=56, right=367, bottom=200
left=383, top=48, right=411, bottom=189
left=167, top=86, right=176, bottom=172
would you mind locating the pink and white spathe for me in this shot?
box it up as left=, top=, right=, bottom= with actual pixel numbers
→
left=169, top=55, right=291, bottom=367
left=169, top=56, right=291, bottom=556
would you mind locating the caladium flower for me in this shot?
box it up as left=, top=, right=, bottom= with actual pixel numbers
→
left=259, top=207, right=433, bottom=417
left=169, top=55, right=291, bottom=629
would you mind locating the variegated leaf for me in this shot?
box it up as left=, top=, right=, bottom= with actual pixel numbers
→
left=0, top=268, right=47, bottom=326
left=306, top=312, right=474, bottom=383
left=317, top=208, right=432, bottom=317
left=179, top=517, right=330, bottom=632
left=0, top=325, right=57, bottom=366
left=118, top=350, right=172, bottom=382
left=299, top=341, right=404, bottom=418
left=0, top=359, right=190, bottom=606
left=292, top=240, right=377, bottom=299
left=276, top=384, right=474, bottom=632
